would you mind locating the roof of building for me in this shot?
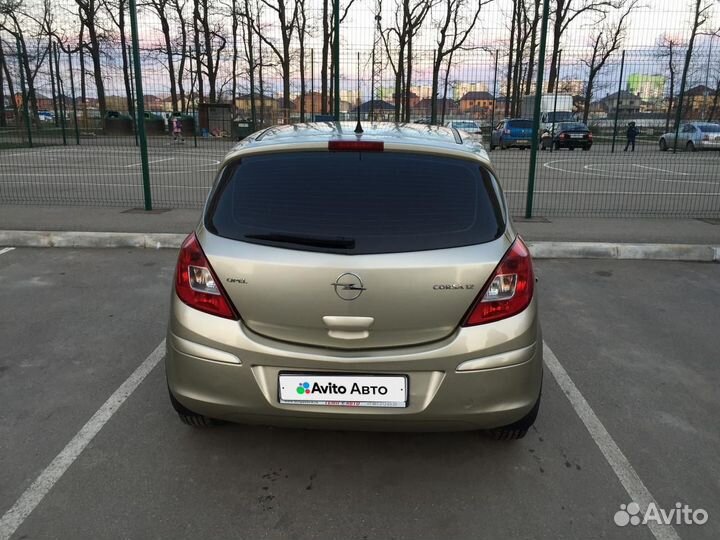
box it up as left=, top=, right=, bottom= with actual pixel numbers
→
left=460, top=91, right=494, bottom=101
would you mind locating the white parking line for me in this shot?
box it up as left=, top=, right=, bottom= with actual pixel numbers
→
left=0, top=340, right=166, bottom=540
left=124, top=157, right=177, bottom=168
left=0, top=247, right=15, bottom=256
left=543, top=342, right=680, bottom=540
left=632, top=164, right=690, bottom=176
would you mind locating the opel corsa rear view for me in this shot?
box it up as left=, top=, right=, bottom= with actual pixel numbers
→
left=166, top=122, right=542, bottom=439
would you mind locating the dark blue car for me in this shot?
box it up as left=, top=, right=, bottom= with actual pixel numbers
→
left=490, top=119, right=533, bottom=150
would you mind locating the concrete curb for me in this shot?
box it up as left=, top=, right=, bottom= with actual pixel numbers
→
left=0, top=231, right=186, bottom=249
left=0, top=231, right=718, bottom=262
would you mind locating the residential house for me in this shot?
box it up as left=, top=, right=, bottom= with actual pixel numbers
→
left=600, top=91, right=641, bottom=116
left=458, top=91, right=495, bottom=117
left=412, top=98, right=458, bottom=119
left=351, top=99, right=395, bottom=121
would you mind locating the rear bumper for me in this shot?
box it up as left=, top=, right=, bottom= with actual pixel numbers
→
left=698, top=140, right=720, bottom=150
left=556, top=140, right=591, bottom=149
left=166, top=295, right=543, bottom=431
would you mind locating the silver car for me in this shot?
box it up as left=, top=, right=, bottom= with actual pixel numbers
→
left=166, top=122, right=542, bottom=438
left=659, top=122, right=720, bottom=151
left=444, top=120, right=483, bottom=143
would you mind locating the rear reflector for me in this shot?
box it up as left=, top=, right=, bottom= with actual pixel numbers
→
left=328, top=141, right=384, bottom=152
left=462, top=237, right=534, bottom=326
left=175, top=233, right=238, bottom=319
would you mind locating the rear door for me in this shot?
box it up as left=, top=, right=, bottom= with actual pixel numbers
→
left=201, top=150, right=510, bottom=350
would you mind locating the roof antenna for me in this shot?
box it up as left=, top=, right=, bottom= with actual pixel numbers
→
left=355, top=52, right=363, bottom=134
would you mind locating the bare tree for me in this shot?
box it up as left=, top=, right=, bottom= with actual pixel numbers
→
left=320, top=0, right=354, bottom=114
left=0, top=38, right=19, bottom=124
left=524, top=0, right=541, bottom=94
left=656, top=34, right=682, bottom=132
left=430, top=0, right=485, bottom=123
left=673, top=0, right=716, bottom=132
left=1, top=0, right=49, bottom=126
left=580, top=0, right=638, bottom=123
left=170, top=0, right=188, bottom=111
left=253, top=0, right=297, bottom=122
left=297, top=0, right=308, bottom=121
left=103, top=0, right=134, bottom=116
left=379, top=0, right=435, bottom=121
left=546, top=0, right=616, bottom=93
left=146, top=0, right=179, bottom=112
left=75, top=0, right=107, bottom=117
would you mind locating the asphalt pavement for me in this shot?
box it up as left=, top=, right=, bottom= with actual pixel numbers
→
left=1, top=248, right=718, bottom=539
left=0, top=139, right=718, bottom=216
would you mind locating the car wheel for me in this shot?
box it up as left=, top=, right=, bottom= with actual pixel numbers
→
left=168, top=387, right=220, bottom=427
left=687, top=141, right=696, bottom=152
left=553, top=141, right=560, bottom=151
left=659, top=138, right=667, bottom=151
left=488, top=392, right=541, bottom=440
left=500, top=140, right=506, bottom=150
left=569, top=146, right=575, bottom=151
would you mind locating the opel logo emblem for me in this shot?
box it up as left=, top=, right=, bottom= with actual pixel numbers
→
left=331, top=272, right=366, bottom=300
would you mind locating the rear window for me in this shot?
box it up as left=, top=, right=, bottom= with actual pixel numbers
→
left=507, top=120, right=532, bottom=129
left=452, top=121, right=479, bottom=129
left=559, top=122, right=587, bottom=130
left=698, top=124, right=720, bottom=133
left=206, top=152, right=504, bottom=255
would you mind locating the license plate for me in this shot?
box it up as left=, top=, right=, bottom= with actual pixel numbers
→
left=279, top=373, right=408, bottom=408
left=516, top=139, right=529, bottom=144
left=570, top=134, right=583, bottom=138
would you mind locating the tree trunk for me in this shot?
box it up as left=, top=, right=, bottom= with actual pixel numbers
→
left=404, top=32, right=413, bottom=122
left=546, top=0, right=563, bottom=93
left=525, top=0, right=540, bottom=95
left=159, top=15, right=179, bottom=112
left=200, top=0, right=215, bottom=102
left=193, top=0, right=204, bottom=104
left=321, top=0, right=329, bottom=114
left=505, top=0, right=516, bottom=117
left=117, top=5, right=135, bottom=118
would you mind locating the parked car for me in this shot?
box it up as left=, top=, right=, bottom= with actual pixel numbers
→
left=37, top=111, right=54, bottom=123
left=166, top=122, right=542, bottom=438
left=658, top=122, right=720, bottom=151
left=444, top=120, right=483, bottom=142
left=541, top=121, right=592, bottom=151
left=490, top=118, right=533, bottom=150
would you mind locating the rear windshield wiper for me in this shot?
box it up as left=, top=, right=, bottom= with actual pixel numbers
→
left=244, top=233, right=356, bottom=249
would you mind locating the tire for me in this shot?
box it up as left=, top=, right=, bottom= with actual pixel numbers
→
left=582, top=146, right=590, bottom=151
left=659, top=138, right=667, bottom=151
left=687, top=141, right=696, bottom=152
left=168, top=387, right=220, bottom=427
left=500, top=139, right=506, bottom=150
left=488, top=392, right=541, bottom=440
left=569, top=146, right=575, bottom=151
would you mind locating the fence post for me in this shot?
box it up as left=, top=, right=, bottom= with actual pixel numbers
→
left=550, top=49, right=561, bottom=153
left=53, top=43, right=67, bottom=146
left=16, top=37, right=33, bottom=148
left=67, top=49, right=81, bottom=145
left=490, top=49, right=498, bottom=150
left=610, top=50, right=625, bottom=153
left=525, top=0, right=550, bottom=219
left=128, top=0, right=153, bottom=211
left=333, top=0, right=340, bottom=120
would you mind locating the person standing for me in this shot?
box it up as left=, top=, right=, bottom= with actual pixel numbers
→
left=172, top=116, right=184, bottom=143
left=624, top=121, right=639, bottom=152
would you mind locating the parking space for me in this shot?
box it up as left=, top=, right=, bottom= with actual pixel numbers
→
left=1, top=248, right=719, bottom=539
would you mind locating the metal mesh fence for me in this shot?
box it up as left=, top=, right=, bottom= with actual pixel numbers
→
left=1, top=0, right=719, bottom=216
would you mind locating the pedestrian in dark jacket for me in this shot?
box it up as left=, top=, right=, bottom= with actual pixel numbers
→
left=624, top=122, right=639, bottom=152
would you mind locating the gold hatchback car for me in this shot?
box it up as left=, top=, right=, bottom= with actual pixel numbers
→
left=166, top=122, right=542, bottom=438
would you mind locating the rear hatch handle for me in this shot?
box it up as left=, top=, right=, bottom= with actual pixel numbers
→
left=322, top=316, right=374, bottom=340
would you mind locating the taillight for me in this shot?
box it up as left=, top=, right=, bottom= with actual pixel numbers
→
left=174, top=233, right=238, bottom=319
left=587, top=132, right=593, bottom=140
left=560, top=133, right=568, bottom=139
left=328, top=141, right=384, bottom=152
left=462, top=238, right=534, bottom=326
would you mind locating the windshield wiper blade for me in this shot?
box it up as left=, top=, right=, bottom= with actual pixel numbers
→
left=244, top=233, right=356, bottom=249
